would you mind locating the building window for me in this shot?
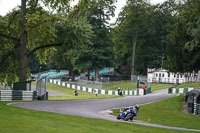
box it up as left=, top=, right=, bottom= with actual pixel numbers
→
left=168, top=73, right=170, bottom=77
left=180, top=74, right=182, bottom=78
left=177, top=74, right=179, bottom=78
left=174, top=74, right=176, bottom=78
left=162, top=73, right=164, bottom=77
left=156, top=73, right=158, bottom=77
left=159, top=73, right=161, bottom=77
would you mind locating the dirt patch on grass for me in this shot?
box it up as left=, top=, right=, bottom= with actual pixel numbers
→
left=183, top=102, right=188, bottom=114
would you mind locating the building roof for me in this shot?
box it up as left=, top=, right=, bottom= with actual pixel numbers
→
left=148, top=68, right=168, bottom=73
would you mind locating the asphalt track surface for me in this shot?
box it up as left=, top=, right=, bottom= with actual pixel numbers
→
left=10, top=89, right=200, bottom=132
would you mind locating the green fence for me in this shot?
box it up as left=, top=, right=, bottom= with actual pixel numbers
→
left=13, top=81, right=32, bottom=91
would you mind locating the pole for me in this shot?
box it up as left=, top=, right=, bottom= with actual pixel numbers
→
left=137, top=76, right=139, bottom=95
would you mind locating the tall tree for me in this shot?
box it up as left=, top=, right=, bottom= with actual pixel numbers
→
left=85, top=0, right=116, bottom=81
left=112, top=0, right=152, bottom=77
left=165, top=0, right=200, bottom=72
left=19, top=0, right=27, bottom=81
left=50, top=17, right=94, bottom=80
left=0, top=0, right=71, bottom=84
left=112, top=0, right=177, bottom=76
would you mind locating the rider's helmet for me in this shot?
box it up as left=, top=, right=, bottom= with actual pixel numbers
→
left=135, top=104, right=140, bottom=111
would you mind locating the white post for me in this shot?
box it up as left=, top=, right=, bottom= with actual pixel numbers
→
left=44, top=77, right=48, bottom=100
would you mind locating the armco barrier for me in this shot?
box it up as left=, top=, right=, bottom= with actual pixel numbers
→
left=0, top=90, right=37, bottom=101
left=168, top=88, right=194, bottom=94
left=49, top=79, right=151, bottom=96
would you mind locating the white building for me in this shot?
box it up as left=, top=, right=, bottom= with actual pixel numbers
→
left=147, top=68, right=199, bottom=84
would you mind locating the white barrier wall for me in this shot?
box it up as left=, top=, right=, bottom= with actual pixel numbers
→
left=48, top=79, right=150, bottom=96
left=0, top=90, right=37, bottom=101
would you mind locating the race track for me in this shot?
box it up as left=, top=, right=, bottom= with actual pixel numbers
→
left=10, top=89, right=200, bottom=132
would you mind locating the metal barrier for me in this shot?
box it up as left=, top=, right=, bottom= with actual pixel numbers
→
left=77, top=79, right=103, bottom=89
left=36, top=76, right=48, bottom=100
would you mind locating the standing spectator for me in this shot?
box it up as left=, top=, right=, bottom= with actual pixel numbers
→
left=141, top=84, right=146, bottom=95
left=93, top=90, right=98, bottom=96
left=118, top=87, right=123, bottom=96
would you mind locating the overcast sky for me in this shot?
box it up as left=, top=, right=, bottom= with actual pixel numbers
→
left=0, top=0, right=166, bottom=23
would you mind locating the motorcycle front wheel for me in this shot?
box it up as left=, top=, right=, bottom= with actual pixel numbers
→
left=117, top=114, right=121, bottom=120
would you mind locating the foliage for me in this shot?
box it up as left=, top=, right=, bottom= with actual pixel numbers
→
left=1, top=0, right=200, bottom=85
left=112, top=0, right=176, bottom=76
left=50, top=17, right=94, bottom=73
left=0, top=0, right=72, bottom=84
left=165, top=0, right=200, bottom=72
left=82, top=0, right=116, bottom=79
left=50, top=0, right=116, bottom=80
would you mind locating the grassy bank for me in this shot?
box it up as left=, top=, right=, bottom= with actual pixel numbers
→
left=150, top=83, right=174, bottom=92
left=70, top=81, right=174, bottom=91
left=112, top=95, right=200, bottom=130
left=43, top=83, right=119, bottom=100
left=32, top=81, right=200, bottom=99
left=176, top=82, right=200, bottom=88
left=0, top=101, right=192, bottom=133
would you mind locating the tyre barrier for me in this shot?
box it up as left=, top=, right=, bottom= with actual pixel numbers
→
left=197, top=104, right=200, bottom=115
left=0, top=90, right=37, bottom=101
left=168, top=88, right=195, bottom=94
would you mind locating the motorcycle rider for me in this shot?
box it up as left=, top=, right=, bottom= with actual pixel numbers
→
left=74, top=90, right=78, bottom=96
left=118, top=87, right=123, bottom=96
left=135, top=104, right=140, bottom=112
left=93, top=89, right=98, bottom=96
left=117, top=104, right=140, bottom=121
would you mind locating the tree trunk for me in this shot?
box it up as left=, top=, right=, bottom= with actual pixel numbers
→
left=131, top=30, right=138, bottom=78
left=71, top=69, right=75, bottom=81
left=95, top=67, right=99, bottom=81
left=19, top=0, right=27, bottom=82
left=87, top=69, right=90, bottom=80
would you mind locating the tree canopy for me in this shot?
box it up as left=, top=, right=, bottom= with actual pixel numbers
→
left=165, top=0, right=200, bottom=72
left=0, top=0, right=200, bottom=85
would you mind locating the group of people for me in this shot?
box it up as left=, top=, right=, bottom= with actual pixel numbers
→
left=117, top=83, right=147, bottom=96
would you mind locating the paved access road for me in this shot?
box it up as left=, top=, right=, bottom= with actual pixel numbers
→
left=10, top=89, right=200, bottom=132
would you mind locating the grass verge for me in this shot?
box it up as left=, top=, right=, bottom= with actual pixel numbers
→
left=33, top=82, right=119, bottom=100
left=112, top=95, right=200, bottom=130
left=0, top=101, right=193, bottom=133
left=150, top=83, right=174, bottom=92
left=175, top=82, right=200, bottom=88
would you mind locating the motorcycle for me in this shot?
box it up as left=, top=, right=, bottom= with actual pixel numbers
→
left=117, top=106, right=139, bottom=121
left=118, top=89, right=123, bottom=96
